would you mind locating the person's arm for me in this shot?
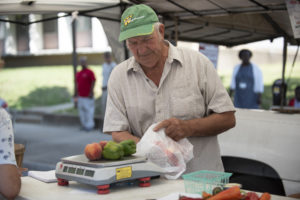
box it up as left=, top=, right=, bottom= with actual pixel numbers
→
left=111, top=131, right=140, bottom=144
left=0, top=164, right=21, bottom=200
left=257, top=93, right=262, bottom=105
left=89, top=80, right=95, bottom=98
left=153, top=111, right=235, bottom=141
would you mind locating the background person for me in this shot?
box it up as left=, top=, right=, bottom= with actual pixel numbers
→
left=103, top=4, right=236, bottom=173
left=101, top=52, right=116, bottom=120
left=230, top=49, right=264, bottom=109
left=288, top=86, right=300, bottom=108
left=75, top=56, right=96, bottom=132
left=0, top=107, right=21, bottom=200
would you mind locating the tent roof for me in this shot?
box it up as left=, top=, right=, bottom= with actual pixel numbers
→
left=134, top=0, right=298, bottom=46
left=0, top=0, right=299, bottom=47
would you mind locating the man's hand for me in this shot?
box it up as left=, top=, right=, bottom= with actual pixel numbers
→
left=111, top=131, right=140, bottom=144
left=153, top=118, right=190, bottom=141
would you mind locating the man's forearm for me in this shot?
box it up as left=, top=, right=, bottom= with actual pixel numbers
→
left=185, top=111, right=236, bottom=137
left=111, top=131, right=140, bottom=144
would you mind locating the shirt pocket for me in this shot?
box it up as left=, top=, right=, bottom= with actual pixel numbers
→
left=170, top=86, right=204, bottom=119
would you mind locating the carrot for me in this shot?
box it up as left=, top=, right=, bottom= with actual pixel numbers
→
left=207, top=186, right=242, bottom=200
left=202, top=191, right=212, bottom=199
left=259, top=192, right=271, bottom=200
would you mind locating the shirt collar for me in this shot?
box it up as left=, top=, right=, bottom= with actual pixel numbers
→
left=127, top=40, right=183, bottom=72
left=166, top=41, right=183, bottom=65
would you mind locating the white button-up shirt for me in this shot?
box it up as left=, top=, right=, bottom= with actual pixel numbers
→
left=104, top=42, right=235, bottom=173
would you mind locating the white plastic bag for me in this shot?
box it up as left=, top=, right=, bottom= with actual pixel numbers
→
left=135, top=123, right=194, bottom=179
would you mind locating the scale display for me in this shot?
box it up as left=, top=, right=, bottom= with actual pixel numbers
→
left=62, top=165, right=95, bottom=177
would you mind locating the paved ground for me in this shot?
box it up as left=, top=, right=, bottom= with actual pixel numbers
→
left=14, top=122, right=112, bottom=171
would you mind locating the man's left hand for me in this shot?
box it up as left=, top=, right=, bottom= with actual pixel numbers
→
left=153, top=118, right=190, bottom=141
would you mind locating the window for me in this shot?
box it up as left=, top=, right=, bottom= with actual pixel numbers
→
left=76, top=16, right=92, bottom=48
left=16, top=15, right=29, bottom=52
left=43, top=14, right=58, bottom=49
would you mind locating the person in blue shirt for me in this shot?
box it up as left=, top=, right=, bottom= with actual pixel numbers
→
left=230, top=49, right=264, bottom=109
left=101, top=52, right=116, bottom=120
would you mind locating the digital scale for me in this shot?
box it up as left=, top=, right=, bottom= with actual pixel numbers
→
left=55, top=154, right=163, bottom=194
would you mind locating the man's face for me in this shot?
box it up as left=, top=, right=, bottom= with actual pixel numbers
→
left=127, top=27, right=163, bottom=68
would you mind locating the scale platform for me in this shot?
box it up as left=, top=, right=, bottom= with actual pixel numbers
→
left=55, top=154, right=163, bottom=194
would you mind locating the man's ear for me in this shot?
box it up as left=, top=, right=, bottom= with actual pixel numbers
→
left=159, top=23, right=165, bottom=38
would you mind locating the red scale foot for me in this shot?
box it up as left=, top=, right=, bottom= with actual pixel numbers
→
left=97, top=184, right=110, bottom=194
left=57, top=178, right=69, bottom=186
left=138, top=177, right=151, bottom=187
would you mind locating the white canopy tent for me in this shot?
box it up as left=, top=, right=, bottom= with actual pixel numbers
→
left=1, top=0, right=299, bottom=58
left=0, top=0, right=299, bottom=103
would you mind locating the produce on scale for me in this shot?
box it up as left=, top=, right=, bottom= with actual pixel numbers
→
left=179, top=186, right=271, bottom=200
left=84, top=143, right=102, bottom=161
left=99, top=140, right=108, bottom=149
left=120, top=139, right=136, bottom=156
left=102, top=141, right=125, bottom=160
left=84, top=139, right=136, bottom=161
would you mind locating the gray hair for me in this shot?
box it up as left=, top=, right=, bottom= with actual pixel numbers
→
left=126, top=22, right=163, bottom=48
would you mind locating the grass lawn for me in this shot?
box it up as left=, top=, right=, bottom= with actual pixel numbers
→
left=0, top=61, right=299, bottom=112
left=0, top=65, right=103, bottom=114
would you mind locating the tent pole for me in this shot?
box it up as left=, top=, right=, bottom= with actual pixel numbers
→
left=72, top=18, right=78, bottom=108
left=175, top=17, right=178, bottom=46
left=123, top=41, right=129, bottom=60
left=281, top=37, right=287, bottom=108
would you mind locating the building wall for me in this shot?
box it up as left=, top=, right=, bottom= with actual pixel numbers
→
left=0, top=14, right=110, bottom=67
left=4, top=53, right=105, bottom=67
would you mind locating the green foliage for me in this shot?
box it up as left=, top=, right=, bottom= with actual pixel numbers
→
left=15, top=86, right=71, bottom=109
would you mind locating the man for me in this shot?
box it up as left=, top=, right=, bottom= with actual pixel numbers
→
left=75, top=56, right=96, bottom=131
left=103, top=4, right=235, bottom=173
left=230, top=49, right=264, bottom=109
left=0, top=108, right=21, bottom=199
left=101, top=52, right=116, bottom=120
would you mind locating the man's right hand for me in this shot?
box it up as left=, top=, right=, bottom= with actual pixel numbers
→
left=153, top=118, right=191, bottom=141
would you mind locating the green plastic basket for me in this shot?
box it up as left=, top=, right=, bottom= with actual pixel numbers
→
left=182, top=170, right=232, bottom=194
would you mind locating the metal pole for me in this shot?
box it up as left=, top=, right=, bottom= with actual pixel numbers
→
left=72, top=18, right=78, bottom=107
left=280, top=37, right=287, bottom=108
left=123, top=41, right=129, bottom=60
left=174, top=17, right=178, bottom=46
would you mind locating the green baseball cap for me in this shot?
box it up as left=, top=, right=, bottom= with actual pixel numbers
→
left=119, top=4, right=159, bottom=42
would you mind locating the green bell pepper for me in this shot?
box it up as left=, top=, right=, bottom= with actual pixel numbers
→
left=120, top=139, right=136, bottom=156
left=102, top=141, right=124, bottom=160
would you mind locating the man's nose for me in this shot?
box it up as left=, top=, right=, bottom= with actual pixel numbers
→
left=137, top=44, right=148, bottom=55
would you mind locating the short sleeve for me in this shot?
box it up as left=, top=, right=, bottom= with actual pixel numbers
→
left=103, top=66, right=130, bottom=133
left=204, top=60, right=235, bottom=115
left=0, top=108, right=16, bottom=166
left=253, top=64, right=264, bottom=93
left=90, top=70, right=96, bottom=81
left=230, top=65, right=239, bottom=90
